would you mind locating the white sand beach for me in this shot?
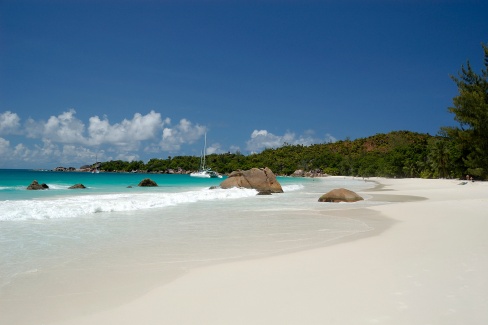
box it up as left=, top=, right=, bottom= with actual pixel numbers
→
left=49, top=178, right=488, bottom=324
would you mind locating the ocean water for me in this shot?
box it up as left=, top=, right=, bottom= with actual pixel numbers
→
left=0, top=169, right=379, bottom=324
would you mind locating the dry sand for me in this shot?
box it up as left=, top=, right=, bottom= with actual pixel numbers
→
left=53, top=178, right=488, bottom=325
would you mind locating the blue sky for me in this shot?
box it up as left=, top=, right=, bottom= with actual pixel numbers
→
left=1, top=0, right=487, bottom=169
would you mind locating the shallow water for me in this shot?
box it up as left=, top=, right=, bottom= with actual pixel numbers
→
left=0, top=171, right=379, bottom=324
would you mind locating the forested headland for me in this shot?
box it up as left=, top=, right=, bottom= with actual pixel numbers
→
left=100, top=44, right=488, bottom=180
left=97, top=129, right=465, bottom=179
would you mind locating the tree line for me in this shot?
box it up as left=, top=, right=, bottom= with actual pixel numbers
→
left=100, top=44, right=488, bottom=180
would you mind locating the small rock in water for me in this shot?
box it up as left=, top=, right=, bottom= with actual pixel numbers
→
left=68, top=183, right=86, bottom=189
left=138, top=178, right=158, bottom=187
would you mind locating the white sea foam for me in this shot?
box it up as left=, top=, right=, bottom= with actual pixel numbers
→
left=0, top=187, right=259, bottom=221
left=282, top=184, right=303, bottom=191
left=44, top=183, right=71, bottom=190
left=0, top=185, right=25, bottom=191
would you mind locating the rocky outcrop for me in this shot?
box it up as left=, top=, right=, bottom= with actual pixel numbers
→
left=220, top=167, right=283, bottom=193
left=69, top=183, right=86, bottom=189
left=291, top=169, right=305, bottom=177
left=54, top=166, right=76, bottom=172
left=318, top=188, right=363, bottom=203
left=138, top=178, right=158, bottom=187
left=291, top=169, right=328, bottom=177
left=27, top=180, right=49, bottom=190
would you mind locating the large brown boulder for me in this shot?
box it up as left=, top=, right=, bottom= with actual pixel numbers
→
left=27, top=180, right=49, bottom=190
left=220, top=167, right=283, bottom=193
left=138, top=178, right=158, bottom=187
left=318, top=188, right=363, bottom=203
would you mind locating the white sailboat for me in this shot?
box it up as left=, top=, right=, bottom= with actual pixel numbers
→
left=190, top=133, right=222, bottom=178
left=92, top=152, right=100, bottom=173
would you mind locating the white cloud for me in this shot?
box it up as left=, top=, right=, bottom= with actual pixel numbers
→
left=18, top=140, right=99, bottom=167
left=33, top=139, right=62, bottom=161
left=23, top=109, right=165, bottom=151
left=43, top=109, right=86, bottom=144
left=160, top=118, right=206, bottom=151
left=246, top=130, right=294, bottom=152
left=206, top=142, right=221, bottom=155
left=0, top=142, right=33, bottom=168
left=0, top=109, right=249, bottom=168
left=59, top=145, right=99, bottom=166
left=323, top=133, right=337, bottom=143
left=246, top=129, right=336, bottom=152
left=24, top=110, right=85, bottom=143
left=0, top=111, right=21, bottom=135
left=88, top=110, right=164, bottom=147
left=229, top=145, right=241, bottom=154
left=114, top=152, right=139, bottom=162
left=0, top=137, right=10, bottom=155
left=24, top=117, right=44, bottom=139
left=13, top=143, right=30, bottom=159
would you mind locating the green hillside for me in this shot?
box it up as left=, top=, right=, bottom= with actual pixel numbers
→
left=100, top=130, right=464, bottom=179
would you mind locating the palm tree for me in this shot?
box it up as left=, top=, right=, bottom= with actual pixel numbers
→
left=428, top=138, right=451, bottom=178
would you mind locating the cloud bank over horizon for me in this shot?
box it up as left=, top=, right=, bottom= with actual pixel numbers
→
left=0, top=110, right=337, bottom=169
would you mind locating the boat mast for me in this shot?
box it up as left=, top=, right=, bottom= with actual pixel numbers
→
left=203, top=132, right=207, bottom=169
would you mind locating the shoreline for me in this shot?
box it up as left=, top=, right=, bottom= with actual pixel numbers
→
left=0, top=176, right=380, bottom=325
left=49, top=177, right=488, bottom=325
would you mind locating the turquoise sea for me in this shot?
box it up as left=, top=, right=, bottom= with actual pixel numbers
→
left=0, top=169, right=228, bottom=202
left=0, top=169, right=378, bottom=325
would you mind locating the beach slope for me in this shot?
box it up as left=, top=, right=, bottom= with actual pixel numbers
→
left=55, top=178, right=488, bottom=325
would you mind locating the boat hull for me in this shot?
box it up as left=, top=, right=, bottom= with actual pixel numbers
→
left=190, top=171, right=222, bottom=178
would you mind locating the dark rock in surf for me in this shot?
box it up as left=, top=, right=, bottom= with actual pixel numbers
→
left=138, top=178, right=158, bottom=187
left=27, top=180, right=49, bottom=190
left=68, top=183, right=86, bottom=189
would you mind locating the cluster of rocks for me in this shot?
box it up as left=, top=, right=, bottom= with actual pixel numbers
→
left=25, top=178, right=160, bottom=191
left=54, top=166, right=77, bottom=172
left=26, top=180, right=87, bottom=190
left=215, top=167, right=363, bottom=202
left=165, top=168, right=188, bottom=175
left=26, top=167, right=364, bottom=203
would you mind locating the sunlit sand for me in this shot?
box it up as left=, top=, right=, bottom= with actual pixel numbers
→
left=42, top=177, right=488, bottom=325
